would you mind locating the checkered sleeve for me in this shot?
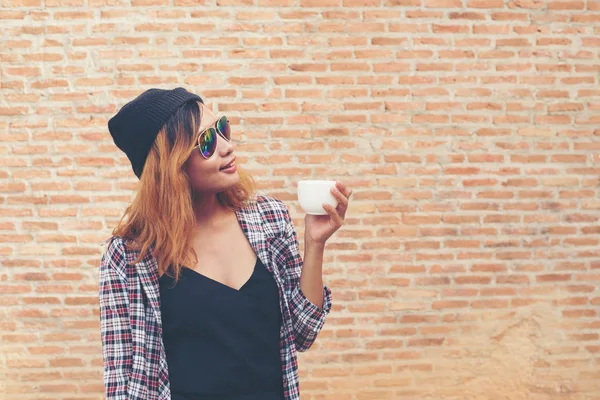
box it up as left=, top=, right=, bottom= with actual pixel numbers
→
left=99, top=238, right=132, bottom=400
left=281, top=205, right=333, bottom=352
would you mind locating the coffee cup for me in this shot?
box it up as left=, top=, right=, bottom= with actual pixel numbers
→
left=298, top=180, right=338, bottom=215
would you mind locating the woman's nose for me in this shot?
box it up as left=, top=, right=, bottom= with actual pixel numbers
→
left=218, top=133, right=234, bottom=155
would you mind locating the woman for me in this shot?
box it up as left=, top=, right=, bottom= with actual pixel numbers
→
left=99, top=87, right=352, bottom=400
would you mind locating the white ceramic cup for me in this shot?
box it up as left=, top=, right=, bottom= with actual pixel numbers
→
left=298, top=180, right=338, bottom=215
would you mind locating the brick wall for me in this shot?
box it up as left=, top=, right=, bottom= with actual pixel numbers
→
left=2, top=0, right=600, bottom=399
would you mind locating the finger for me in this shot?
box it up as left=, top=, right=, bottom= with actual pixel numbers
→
left=330, top=185, right=349, bottom=209
left=336, top=181, right=352, bottom=199
left=323, top=203, right=343, bottom=227
left=331, top=185, right=350, bottom=219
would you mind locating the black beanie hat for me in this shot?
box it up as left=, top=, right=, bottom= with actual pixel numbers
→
left=108, top=87, right=203, bottom=179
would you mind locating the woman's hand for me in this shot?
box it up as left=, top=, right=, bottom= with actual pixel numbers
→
left=304, top=181, right=352, bottom=247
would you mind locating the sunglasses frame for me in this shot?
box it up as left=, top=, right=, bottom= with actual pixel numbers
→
left=193, top=116, right=231, bottom=160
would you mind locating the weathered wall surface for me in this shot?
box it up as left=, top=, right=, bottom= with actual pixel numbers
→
left=1, top=0, right=600, bottom=398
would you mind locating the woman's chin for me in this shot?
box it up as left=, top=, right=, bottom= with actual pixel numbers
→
left=220, top=172, right=240, bottom=188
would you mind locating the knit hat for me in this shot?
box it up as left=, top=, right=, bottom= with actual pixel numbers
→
left=108, top=87, right=203, bottom=179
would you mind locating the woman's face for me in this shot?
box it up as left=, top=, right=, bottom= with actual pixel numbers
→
left=186, top=103, right=239, bottom=195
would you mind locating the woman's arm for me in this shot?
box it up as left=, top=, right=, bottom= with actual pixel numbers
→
left=284, top=181, right=351, bottom=351
left=282, top=208, right=333, bottom=352
left=99, top=238, right=132, bottom=399
left=300, top=240, right=326, bottom=310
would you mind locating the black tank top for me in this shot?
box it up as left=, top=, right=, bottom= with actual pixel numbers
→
left=159, top=257, right=284, bottom=400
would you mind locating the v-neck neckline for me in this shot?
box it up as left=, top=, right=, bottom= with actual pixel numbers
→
left=183, top=257, right=258, bottom=292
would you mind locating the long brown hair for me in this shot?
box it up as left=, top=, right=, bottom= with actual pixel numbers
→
left=112, top=100, right=255, bottom=279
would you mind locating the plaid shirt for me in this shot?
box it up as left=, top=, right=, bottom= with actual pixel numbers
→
left=99, top=195, right=333, bottom=400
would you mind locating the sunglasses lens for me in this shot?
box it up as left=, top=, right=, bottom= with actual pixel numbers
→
left=199, top=128, right=217, bottom=158
left=217, top=116, right=230, bottom=141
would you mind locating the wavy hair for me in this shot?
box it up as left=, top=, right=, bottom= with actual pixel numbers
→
left=111, top=100, right=255, bottom=279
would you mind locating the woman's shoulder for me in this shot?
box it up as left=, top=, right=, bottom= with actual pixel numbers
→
left=250, top=194, right=298, bottom=240
left=100, top=235, right=129, bottom=255
left=99, top=236, right=135, bottom=278
left=254, top=194, right=292, bottom=222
